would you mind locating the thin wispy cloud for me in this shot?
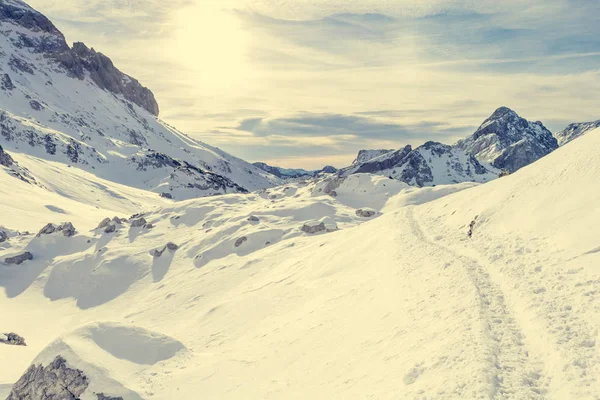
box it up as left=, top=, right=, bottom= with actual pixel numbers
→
left=26, top=0, right=600, bottom=168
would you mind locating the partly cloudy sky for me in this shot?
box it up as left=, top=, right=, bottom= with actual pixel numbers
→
left=27, top=0, right=600, bottom=168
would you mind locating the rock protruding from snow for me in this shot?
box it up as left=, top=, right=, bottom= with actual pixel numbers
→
left=247, top=215, right=260, bottom=222
left=355, top=208, right=378, bottom=218
left=234, top=237, right=248, bottom=247
left=301, top=217, right=338, bottom=234
left=0, top=144, right=14, bottom=167
left=36, top=222, right=76, bottom=237
left=455, top=106, right=558, bottom=172
left=97, top=218, right=111, bottom=229
left=7, top=356, right=89, bottom=400
left=130, top=217, right=147, bottom=228
left=555, top=120, right=600, bottom=146
left=0, top=230, right=8, bottom=243
left=5, top=251, right=33, bottom=265
left=104, top=223, right=116, bottom=234
left=0, top=332, right=26, bottom=346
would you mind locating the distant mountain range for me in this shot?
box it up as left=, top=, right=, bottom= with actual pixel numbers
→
left=252, top=162, right=337, bottom=179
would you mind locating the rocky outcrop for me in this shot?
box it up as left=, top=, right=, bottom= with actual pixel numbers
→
left=0, top=230, right=8, bottom=243
left=301, top=218, right=338, bottom=234
left=0, top=144, right=15, bottom=167
left=36, top=222, right=76, bottom=237
left=5, top=251, right=33, bottom=265
left=455, top=107, right=558, bottom=173
left=555, top=120, right=600, bottom=146
left=151, top=242, right=179, bottom=257
left=97, top=217, right=111, bottom=229
left=0, top=332, right=26, bottom=346
left=355, top=208, right=377, bottom=218
left=7, top=356, right=89, bottom=400
left=130, top=217, right=147, bottom=228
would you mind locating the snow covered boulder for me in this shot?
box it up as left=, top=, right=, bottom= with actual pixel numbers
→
left=355, top=208, right=378, bottom=218
left=5, top=252, right=33, bottom=265
left=301, top=217, right=338, bottom=234
left=7, top=356, right=89, bottom=400
left=59, top=222, right=76, bottom=237
left=130, top=217, right=147, bottom=228
left=0, top=332, right=26, bottom=346
left=97, top=217, right=111, bottom=229
left=36, top=222, right=56, bottom=237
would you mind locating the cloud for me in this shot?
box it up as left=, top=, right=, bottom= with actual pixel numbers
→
left=24, top=0, right=600, bottom=169
left=234, top=113, right=472, bottom=142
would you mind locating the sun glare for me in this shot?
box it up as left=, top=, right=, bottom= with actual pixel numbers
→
left=169, top=3, right=249, bottom=90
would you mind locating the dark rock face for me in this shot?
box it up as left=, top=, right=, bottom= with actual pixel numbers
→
left=37, top=223, right=57, bottom=236
left=104, top=223, right=116, bottom=234
left=1, top=73, right=15, bottom=91
left=166, top=242, right=179, bottom=251
left=455, top=107, right=558, bottom=173
left=160, top=192, right=173, bottom=199
left=8, top=55, right=34, bottom=74
left=1, top=332, right=26, bottom=346
left=0, top=144, right=15, bottom=167
left=54, top=42, right=159, bottom=116
left=0, top=230, right=8, bottom=243
left=5, top=251, right=33, bottom=265
left=7, top=356, right=89, bottom=400
left=555, top=120, right=600, bottom=146
left=321, top=165, right=338, bottom=174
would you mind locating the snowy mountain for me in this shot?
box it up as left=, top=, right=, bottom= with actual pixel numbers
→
left=253, top=162, right=337, bottom=179
left=341, top=141, right=498, bottom=186
left=455, top=106, right=558, bottom=172
left=555, top=119, right=600, bottom=146
left=351, top=149, right=394, bottom=165
left=2, top=118, right=599, bottom=398
left=0, top=0, right=279, bottom=200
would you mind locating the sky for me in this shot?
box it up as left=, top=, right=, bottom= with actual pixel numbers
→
left=26, top=0, right=600, bottom=168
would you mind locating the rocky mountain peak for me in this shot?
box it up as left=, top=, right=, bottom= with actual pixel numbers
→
left=1, top=0, right=159, bottom=116
left=455, top=106, right=558, bottom=172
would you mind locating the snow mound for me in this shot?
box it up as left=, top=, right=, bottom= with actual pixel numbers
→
left=16, top=322, right=188, bottom=399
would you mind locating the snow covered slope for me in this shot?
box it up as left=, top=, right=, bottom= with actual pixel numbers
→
left=2, top=128, right=598, bottom=398
left=555, top=119, right=600, bottom=146
left=455, top=106, right=558, bottom=172
left=341, top=141, right=498, bottom=186
left=0, top=0, right=279, bottom=200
